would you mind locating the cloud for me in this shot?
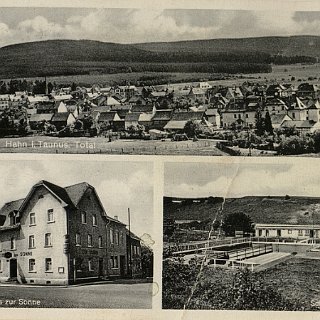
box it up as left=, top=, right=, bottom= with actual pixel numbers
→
left=165, top=162, right=320, bottom=199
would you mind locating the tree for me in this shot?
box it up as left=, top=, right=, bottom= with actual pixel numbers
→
left=222, top=212, right=254, bottom=236
left=140, top=245, right=153, bottom=278
left=264, top=111, right=273, bottom=135
left=255, top=109, right=264, bottom=136
left=183, top=120, right=202, bottom=138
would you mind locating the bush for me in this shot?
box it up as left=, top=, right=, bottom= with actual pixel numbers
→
left=277, top=135, right=314, bottom=155
left=162, top=259, right=306, bottom=310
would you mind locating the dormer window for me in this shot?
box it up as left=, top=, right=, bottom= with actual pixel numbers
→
left=38, top=195, right=44, bottom=199
left=9, top=212, right=16, bottom=226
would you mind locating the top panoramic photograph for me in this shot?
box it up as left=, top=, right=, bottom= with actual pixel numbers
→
left=1, top=6, right=320, bottom=156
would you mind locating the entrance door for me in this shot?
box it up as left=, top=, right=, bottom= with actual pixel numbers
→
left=10, top=259, right=17, bottom=278
left=120, top=256, right=126, bottom=277
left=98, top=258, right=103, bottom=278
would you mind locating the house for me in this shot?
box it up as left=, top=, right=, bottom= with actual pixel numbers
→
left=188, top=88, right=207, bottom=104
left=36, top=101, right=57, bottom=114
left=255, top=223, right=320, bottom=239
left=126, top=231, right=142, bottom=278
left=220, top=109, right=256, bottom=129
left=205, top=109, right=221, bottom=129
left=0, top=180, right=135, bottom=285
left=288, top=97, right=308, bottom=121
left=152, top=109, right=173, bottom=130
left=51, top=112, right=76, bottom=130
left=264, top=98, right=288, bottom=115
left=128, top=95, right=147, bottom=106
left=280, top=120, right=320, bottom=133
left=270, top=114, right=292, bottom=129
left=138, top=113, right=153, bottom=130
left=297, top=83, right=320, bottom=99
left=125, top=113, right=140, bottom=130
left=113, top=85, right=137, bottom=99
left=29, top=114, right=53, bottom=130
left=164, top=111, right=205, bottom=132
left=52, top=94, right=73, bottom=102
left=0, top=95, right=11, bottom=110
left=131, top=104, right=156, bottom=115
left=97, top=112, right=122, bottom=131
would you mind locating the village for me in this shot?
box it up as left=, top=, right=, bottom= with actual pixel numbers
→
left=1, top=78, right=320, bottom=155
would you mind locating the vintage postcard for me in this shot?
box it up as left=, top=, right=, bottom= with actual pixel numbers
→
left=1, top=0, right=320, bottom=320
left=0, top=1, right=319, bottom=157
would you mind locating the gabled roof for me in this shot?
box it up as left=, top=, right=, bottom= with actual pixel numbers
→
left=64, top=182, right=90, bottom=207
left=270, top=114, right=292, bottom=124
left=19, top=180, right=75, bottom=214
left=51, top=112, right=72, bottom=122
left=152, top=109, right=173, bottom=121
left=98, top=111, right=119, bottom=122
left=171, top=111, right=204, bottom=121
left=131, top=105, right=154, bottom=113
left=125, top=113, right=140, bottom=121
left=29, top=114, right=53, bottom=122
left=0, top=199, right=24, bottom=220
left=291, top=97, right=307, bottom=110
left=281, top=120, right=317, bottom=128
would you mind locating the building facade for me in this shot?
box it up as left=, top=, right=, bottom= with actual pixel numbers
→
left=255, top=223, right=320, bottom=239
left=0, top=180, right=141, bottom=285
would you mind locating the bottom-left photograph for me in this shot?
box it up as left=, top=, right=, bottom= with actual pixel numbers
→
left=0, top=157, right=154, bottom=309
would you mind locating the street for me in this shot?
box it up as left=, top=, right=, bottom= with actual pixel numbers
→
left=0, top=282, right=152, bottom=309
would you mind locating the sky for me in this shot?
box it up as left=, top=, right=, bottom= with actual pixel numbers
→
left=0, top=8, right=319, bottom=46
left=165, top=160, right=320, bottom=199
left=0, top=159, right=154, bottom=241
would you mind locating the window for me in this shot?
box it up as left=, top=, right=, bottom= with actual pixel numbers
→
left=10, top=237, right=15, bottom=250
left=305, top=230, right=310, bottom=236
left=38, top=194, right=44, bottom=199
left=47, top=209, right=54, bottom=222
left=98, top=236, right=103, bottom=248
left=234, top=114, right=237, bottom=119
left=0, top=260, right=2, bottom=272
left=292, top=112, right=295, bottom=119
left=110, top=256, right=119, bottom=269
left=120, top=232, right=124, bottom=245
left=9, top=212, right=16, bottom=226
left=88, top=234, right=93, bottom=247
left=266, top=229, right=269, bottom=237
left=81, top=212, right=87, bottom=224
left=88, top=259, right=93, bottom=271
left=30, top=212, right=36, bottom=225
left=288, top=229, right=292, bottom=234
left=45, top=233, right=52, bottom=247
left=92, top=214, right=97, bottom=226
left=29, top=235, right=35, bottom=248
left=115, top=230, right=119, bottom=245
left=29, top=259, right=36, bottom=272
left=76, top=233, right=81, bottom=246
left=298, top=229, right=303, bottom=236
left=246, top=114, right=248, bottom=118
left=110, top=228, right=114, bottom=244
left=45, top=258, right=52, bottom=272
left=277, top=229, right=282, bottom=237
left=258, top=230, right=262, bottom=237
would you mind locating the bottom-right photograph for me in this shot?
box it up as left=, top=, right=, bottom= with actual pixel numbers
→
left=163, top=160, right=320, bottom=311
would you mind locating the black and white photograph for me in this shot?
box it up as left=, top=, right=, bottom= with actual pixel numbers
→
left=0, top=157, right=154, bottom=309
left=163, top=159, right=320, bottom=311
left=1, top=4, right=320, bottom=156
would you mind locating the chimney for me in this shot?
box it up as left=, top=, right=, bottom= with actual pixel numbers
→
left=114, top=215, right=118, bottom=220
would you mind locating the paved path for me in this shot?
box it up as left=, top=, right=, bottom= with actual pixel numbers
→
left=0, top=283, right=152, bottom=308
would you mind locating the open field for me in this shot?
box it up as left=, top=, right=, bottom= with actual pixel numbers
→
left=261, top=257, right=320, bottom=308
left=14, top=63, right=319, bottom=87
left=0, top=136, right=226, bottom=156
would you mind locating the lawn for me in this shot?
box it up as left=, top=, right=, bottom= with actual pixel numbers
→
left=261, top=257, right=320, bottom=309
left=0, top=136, right=226, bottom=156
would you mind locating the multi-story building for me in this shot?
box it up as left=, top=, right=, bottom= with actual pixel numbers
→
left=0, top=180, right=141, bottom=285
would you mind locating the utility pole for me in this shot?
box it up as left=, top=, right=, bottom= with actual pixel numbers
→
left=128, top=208, right=133, bottom=278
